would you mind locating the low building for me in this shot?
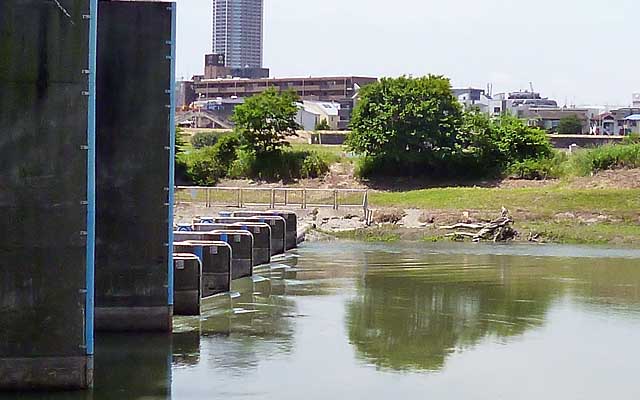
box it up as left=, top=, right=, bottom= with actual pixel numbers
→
left=296, top=100, right=341, bottom=130
left=454, top=88, right=559, bottom=117
left=625, top=115, right=640, bottom=134
left=176, top=97, right=244, bottom=129
left=515, top=107, right=591, bottom=134
left=453, top=88, right=491, bottom=113
left=203, top=53, right=269, bottom=80
left=591, top=108, right=640, bottom=135
left=192, top=75, right=376, bottom=130
left=176, top=81, right=196, bottom=109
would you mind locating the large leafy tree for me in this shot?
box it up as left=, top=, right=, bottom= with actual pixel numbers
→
left=346, top=75, right=463, bottom=165
left=232, top=88, right=300, bottom=154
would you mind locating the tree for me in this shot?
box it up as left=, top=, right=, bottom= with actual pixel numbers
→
left=191, top=131, right=220, bottom=149
left=232, top=88, right=300, bottom=155
left=557, top=115, right=583, bottom=134
left=315, top=118, right=331, bottom=131
left=346, top=75, right=463, bottom=173
left=493, top=114, right=553, bottom=163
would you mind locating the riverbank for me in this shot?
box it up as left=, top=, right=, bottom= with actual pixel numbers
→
left=175, top=169, right=640, bottom=247
left=311, top=185, right=640, bottom=246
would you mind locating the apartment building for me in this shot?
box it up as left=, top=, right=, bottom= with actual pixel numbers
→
left=192, top=75, right=377, bottom=129
left=213, top=0, right=264, bottom=69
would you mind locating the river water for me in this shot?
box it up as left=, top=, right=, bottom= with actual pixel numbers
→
left=6, top=242, right=640, bottom=399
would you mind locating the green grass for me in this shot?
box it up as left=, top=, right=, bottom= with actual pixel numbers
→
left=565, top=143, right=640, bottom=176
left=290, top=143, right=347, bottom=164
left=327, top=227, right=402, bottom=242
left=519, top=221, right=640, bottom=246
left=370, top=187, right=640, bottom=219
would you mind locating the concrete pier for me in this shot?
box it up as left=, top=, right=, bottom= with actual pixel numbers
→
left=173, top=254, right=201, bottom=316
left=194, top=222, right=272, bottom=266
left=174, top=231, right=254, bottom=280
left=233, top=211, right=298, bottom=250
left=174, top=241, right=232, bottom=296
left=95, top=1, right=176, bottom=332
left=0, top=0, right=96, bottom=389
left=211, top=216, right=287, bottom=256
left=209, top=231, right=254, bottom=279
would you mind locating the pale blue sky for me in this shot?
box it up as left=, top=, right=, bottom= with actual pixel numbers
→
left=175, top=0, right=639, bottom=106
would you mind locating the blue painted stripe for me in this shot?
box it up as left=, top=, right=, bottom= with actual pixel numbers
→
left=85, top=0, right=98, bottom=357
left=193, top=246, right=203, bottom=262
left=167, top=2, right=177, bottom=307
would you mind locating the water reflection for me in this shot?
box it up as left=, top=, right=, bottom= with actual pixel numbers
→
left=3, top=243, right=640, bottom=399
left=0, top=334, right=172, bottom=400
left=346, top=247, right=640, bottom=372
left=172, top=259, right=311, bottom=375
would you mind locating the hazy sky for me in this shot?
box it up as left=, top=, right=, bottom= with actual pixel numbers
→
left=175, top=0, right=639, bottom=106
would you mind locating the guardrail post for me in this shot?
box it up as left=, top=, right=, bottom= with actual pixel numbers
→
left=302, top=189, right=307, bottom=209
left=334, top=190, right=339, bottom=210
left=270, top=189, right=275, bottom=208
left=363, top=190, right=369, bottom=223
left=239, top=188, right=244, bottom=208
left=206, top=188, right=211, bottom=207
left=284, top=190, right=288, bottom=206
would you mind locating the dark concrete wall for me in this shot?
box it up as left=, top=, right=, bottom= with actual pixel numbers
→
left=309, top=132, right=347, bottom=145
left=95, top=1, right=174, bottom=331
left=548, top=134, right=625, bottom=149
left=0, top=0, right=93, bottom=389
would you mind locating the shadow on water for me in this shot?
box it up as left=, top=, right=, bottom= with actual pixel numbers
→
left=0, top=334, right=172, bottom=400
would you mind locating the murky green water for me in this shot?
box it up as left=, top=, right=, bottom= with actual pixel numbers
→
left=6, top=242, right=640, bottom=399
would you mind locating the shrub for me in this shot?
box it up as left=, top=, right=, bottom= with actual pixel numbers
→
left=507, top=153, right=567, bottom=180
left=315, top=119, right=332, bottom=131
left=179, top=133, right=241, bottom=184
left=229, top=149, right=329, bottom=182
left=191, top=131, right=220, bottom=149
left=557, top=115, right=583, bottom=134
left=212, top=134, right=241, bottom=170
left=178, top=147, right=225, bottom=186
left=354, top=156, right=406, bottom=178
left=228, top=149, right=255, bottom=178
left=494, top=115, right=554, bottom=164
left=567, top=143, right=640, bottom=176
left=623, top=133, right=640, bottom=145
left=301, top=152, right=330, bottom=178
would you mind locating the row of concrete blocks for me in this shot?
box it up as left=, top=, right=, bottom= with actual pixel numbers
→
left=172, top=210, right=298, bottom=316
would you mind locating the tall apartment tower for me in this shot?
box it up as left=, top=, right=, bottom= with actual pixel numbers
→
left=213, top=0, right=264, bottom=69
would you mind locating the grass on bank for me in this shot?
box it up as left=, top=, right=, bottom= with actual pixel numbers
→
left=369, top=187, right=640, bottom=219
left=324, top=221, right=640, bottom=246
left=518, top=221, right=640, bottom=245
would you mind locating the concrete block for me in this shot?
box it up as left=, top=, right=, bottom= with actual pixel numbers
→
left=210, top=216, right=286, bottom=256
left=173, top=254, right=201, bottom=316
left=174, top=241, right=232, bottom=297
left=194, top=222, right=271, bottom=266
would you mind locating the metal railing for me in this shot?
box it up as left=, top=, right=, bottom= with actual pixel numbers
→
left=176, top=186, right=369, bottom=213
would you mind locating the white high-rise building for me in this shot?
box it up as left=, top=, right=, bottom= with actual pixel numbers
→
left=212, top=0, right=264, bottom=69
